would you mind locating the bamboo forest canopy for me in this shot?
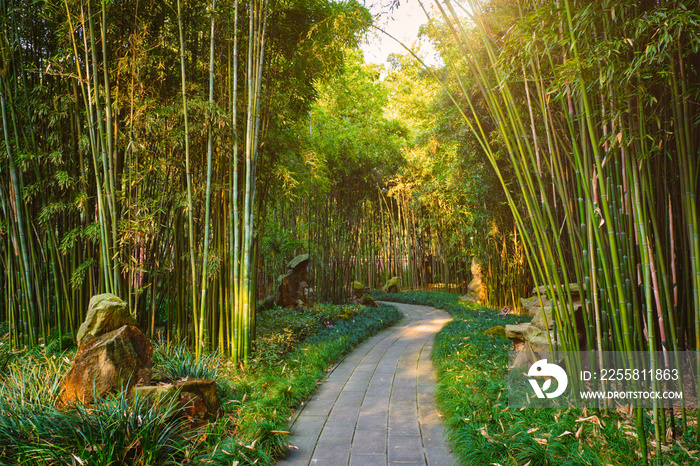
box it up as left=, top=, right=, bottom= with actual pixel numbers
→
left=0, top=0, right=372, bottom=358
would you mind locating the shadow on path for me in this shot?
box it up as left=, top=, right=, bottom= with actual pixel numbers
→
left=276, top=301, right=457, bottom=466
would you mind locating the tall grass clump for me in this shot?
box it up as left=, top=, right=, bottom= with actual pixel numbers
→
left=422, top=0, right=700, bottom=460
left=153, top=342, right=221, bottom=381
left=0, top=349, right=191, bottom=465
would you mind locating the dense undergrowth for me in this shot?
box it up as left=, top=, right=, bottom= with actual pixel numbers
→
left=0, top=303, right=401, bottom=465
left=374, top=290, right=700, bottom=466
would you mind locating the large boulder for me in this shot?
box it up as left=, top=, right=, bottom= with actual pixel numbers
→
left=382, top=276, right=399, bottom=293
left=60, top=324, right=152, bottom=404
left=262, top=254, right=312, bottom=309
left=278, top=254, right=311, bottom=307
left=77, top=293, right=137, bottom=344
left=531, top=305, right=554, bottom=330
left=530, top=283, right=580, bottom=300
left=520, top=295, right=549, bottom=316
left=505, top=322, right=530, bottom=340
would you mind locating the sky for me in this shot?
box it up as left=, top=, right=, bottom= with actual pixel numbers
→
left=360, top=0, right=440, bottom=66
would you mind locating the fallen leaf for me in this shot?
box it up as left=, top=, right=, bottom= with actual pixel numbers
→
left=576, top=415, right=604, bottom=427
left=527, top=427, right=540, bottom=434
left=558, top=431, right=573, bottom=437
left=534, top=438, right=548, bottom=445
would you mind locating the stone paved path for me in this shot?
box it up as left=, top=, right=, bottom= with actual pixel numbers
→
left=277, top=302, right=457, bottom=466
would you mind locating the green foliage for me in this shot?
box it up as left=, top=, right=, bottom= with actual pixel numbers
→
left=307, top=49, right=407, bottom=197
left=0, top=303, right=401, bottom=465
left=0, top=349, right=190, bottom=465
left=199, top=303, right=402, bottom=464
left=0, top=338, right=14, bottom=375
left=386, top=292, right=700, bottom=465
left=152, top=342, right=221, bottom=381
left=253, top=304, right=363, bottom=365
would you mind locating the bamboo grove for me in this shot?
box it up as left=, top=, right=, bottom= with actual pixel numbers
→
left=254, top=48, right=531, bottom=309
left=0, top=0, right=371, bottom=363
left=422, top=0, right=700, bottom=460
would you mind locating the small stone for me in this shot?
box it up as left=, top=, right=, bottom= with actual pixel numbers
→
left=133, top=378, right=219, bottom=421
left=505, top=323, right=530, bottom=340
left=174, top=378, right=219, bottom=418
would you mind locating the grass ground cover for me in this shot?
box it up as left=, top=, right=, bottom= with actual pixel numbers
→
left=0, top=303, right=401, bottom=465
left=373, top=290, right=700, bottom=465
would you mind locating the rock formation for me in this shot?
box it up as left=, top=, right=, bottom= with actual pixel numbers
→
left=60, top=294, right=152, bottom=404
left=382, top=276, right=399, bottom=293
left=349, top=281, right=378, bottom=307
left=133, top=378, right=220, bottom=421
left=262, top=254, right=313, bottom=309
left=506, top=284, right=584, bottom=368
left=459, top=258, right=487, bottom=303
left=59, top=293, right=220, bottom=424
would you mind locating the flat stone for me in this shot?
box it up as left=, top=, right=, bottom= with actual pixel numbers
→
left=352, top=429, right=386, bottom=454
left=132, top=377, right=219, bottom=420
left=318, top=421, right=354, bottom=444
left=505, top=322, right=530, bottom=340
left=388, top=436, right=424, bottom=463
left=350, top=453, right=387, bottom=465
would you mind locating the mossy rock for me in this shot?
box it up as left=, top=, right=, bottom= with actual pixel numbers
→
left=77, top=293, right=137, bottom=344
left=287, top=254, right=309, bottom=271
left=484, top=326, right=506, bottom=337
left=360, top=294, right=378, bottom=307
left=352, top=281, right=366, bottom=298
left=531, top=305, right=554, bottom=331
left=382, top=276, right=399, bottom=293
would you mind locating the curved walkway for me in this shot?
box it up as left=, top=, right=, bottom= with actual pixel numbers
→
left=277, top=302, right=457, bottom=466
